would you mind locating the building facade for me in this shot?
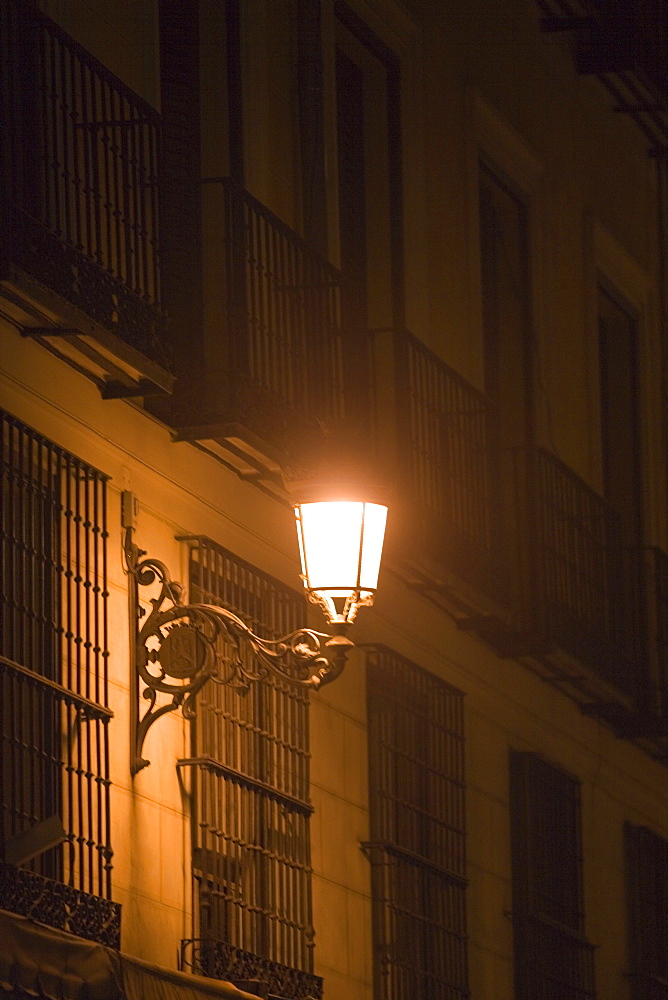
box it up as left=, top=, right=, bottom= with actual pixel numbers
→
left=2, top=1, right=668, bottom=999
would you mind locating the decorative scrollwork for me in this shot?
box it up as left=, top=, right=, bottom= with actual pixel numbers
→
left=123, top=521, right=352, bottom=775
left=0, top=862, right=121, bottom=949
left=180, top=938, right=323, bottom=1000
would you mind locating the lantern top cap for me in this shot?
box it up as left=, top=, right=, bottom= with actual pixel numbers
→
left=287, top=478, right=391, bottom=507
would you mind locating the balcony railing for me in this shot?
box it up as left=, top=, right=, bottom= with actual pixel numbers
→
left=181, top=940, right=323, bottom=1000
left=384, top=331, right=650, bottom=699
left=1, top=2, right=168, bottom=369
left=193, top=178, right=346, bottom=459
left=530, top=447, right=640, bottom=695
left=392, top=329, right=500, bottom=594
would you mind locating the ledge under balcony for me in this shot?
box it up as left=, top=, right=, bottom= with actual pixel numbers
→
left=170, top=179, right=357, bottom=492
left=0, top=2, right=173, bottom=400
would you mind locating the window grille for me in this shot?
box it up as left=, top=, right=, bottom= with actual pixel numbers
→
left=180, top=536, right=321, bottom=1000
left=0, top=410, right=115, bottom=942
left=365, top=646, right=469, bottom=1000
left=625, top=823, right=668, bottom=1000
left=509, top=751, right=596, bottom=1000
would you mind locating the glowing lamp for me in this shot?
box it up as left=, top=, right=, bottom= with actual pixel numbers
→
left=294, top=498, right=388, bottom=624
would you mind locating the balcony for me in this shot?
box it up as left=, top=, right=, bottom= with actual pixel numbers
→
left=528, top=447, right=640, bottom=700
left=379, top=328, right=503, bottom=607
left=173, top=179, right=349, bottom=485
left=377, top=333, right=666, bottom=727
left=0, top=2, right=172, bottom=398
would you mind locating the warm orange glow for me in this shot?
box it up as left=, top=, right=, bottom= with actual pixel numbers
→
left=294, top=499, right=388, bottom=624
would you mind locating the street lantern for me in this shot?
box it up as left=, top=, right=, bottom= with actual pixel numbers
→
left=123, top=487, right=388, bottom=774
left=294, top=499, right=388, bottom=624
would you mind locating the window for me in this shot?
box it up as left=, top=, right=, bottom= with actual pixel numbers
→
left=334, top=3, right=403, bottom=424
left=181, top=536, right=321, bottom=1000
left=0, top=409, right=115, bottom=942
left=479, top=160, right=533, bottom=453
left=625, top=823, right=668, bottom=999
left=598, top=283, right=644, bottom=673
left=478, top=161, right=533, bottom=605
left=509, top=752, right=595, bottom=1000
left=365, top=646, right=468, bottom=1000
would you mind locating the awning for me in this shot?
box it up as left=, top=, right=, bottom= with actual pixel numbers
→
left=0, top=911, right=257, bottom=1000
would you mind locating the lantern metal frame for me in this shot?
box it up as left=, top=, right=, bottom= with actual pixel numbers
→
left=122, top=492, right=355, bottom=775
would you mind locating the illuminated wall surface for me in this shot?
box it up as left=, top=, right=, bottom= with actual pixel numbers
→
left=1, top=2, right=668, bottom=1000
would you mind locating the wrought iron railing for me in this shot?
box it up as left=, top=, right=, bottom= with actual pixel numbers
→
left=529, top=447, right=638, bottom=694
left=203, top=178, right=346, bottom=446
left=0, top=860, right=120, bottom=949
left=391, top=329, right=498, bottom=591
left=181, top=940, right=323, bottom=1000
left=0, top=410, right=114, bottom=940
left=1, top=2, right=167, bottom=366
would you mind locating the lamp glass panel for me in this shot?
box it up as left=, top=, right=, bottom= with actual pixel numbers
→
left=296, top=501, right=365, bottom=589
left=359, top=503, right=387, bottom=590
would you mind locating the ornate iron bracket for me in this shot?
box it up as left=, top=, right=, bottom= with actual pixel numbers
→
left=122, top=493, right=352, bottom=775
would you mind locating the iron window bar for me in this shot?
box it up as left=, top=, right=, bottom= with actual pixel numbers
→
left=176, top=757, right=313, bottom=817
left=360, top=840, right=469, bottom=890
left=0, top=654, right=113, bottom=722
